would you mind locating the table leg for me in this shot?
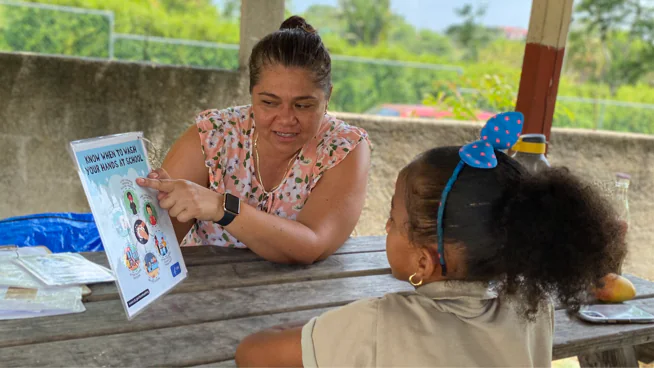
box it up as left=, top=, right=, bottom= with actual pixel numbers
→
left=578, top=346, right=639, bottom=368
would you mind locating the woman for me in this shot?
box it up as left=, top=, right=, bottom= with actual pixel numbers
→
left=137, top=16, right=371, bottom=264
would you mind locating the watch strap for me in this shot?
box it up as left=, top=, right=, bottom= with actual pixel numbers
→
left=216, top=210, right=236, bottom=227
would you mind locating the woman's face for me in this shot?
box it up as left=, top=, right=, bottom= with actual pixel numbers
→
left=251, top=64, right=329, bottom=156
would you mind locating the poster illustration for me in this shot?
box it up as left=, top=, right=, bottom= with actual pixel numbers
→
left=69, top=132, right=187, bottom=319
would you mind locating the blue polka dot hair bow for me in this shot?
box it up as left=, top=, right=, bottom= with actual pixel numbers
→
left=437, top=111, right=524, bottom=276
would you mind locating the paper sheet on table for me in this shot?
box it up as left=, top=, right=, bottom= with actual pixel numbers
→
left=14, top=253, right=115, bottom=286
left=0, top=246, right=51, bottom=289
left=0, top=285, right=86, bottom=320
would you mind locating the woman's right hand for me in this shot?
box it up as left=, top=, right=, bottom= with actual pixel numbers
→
left=137, top=168, right=224, bottom=224
left=145, top=168, right=172, bottom=201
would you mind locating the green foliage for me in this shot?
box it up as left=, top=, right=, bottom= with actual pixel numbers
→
left=0, top=4, right=110, bottom=57
left=424, top=72, right=654, bottom=134
left=3, top=0, right=654, bottom=134
left=331, top=61, right=460, bottom=113
left=424, top=74, right=574, bottom=124
left=114, top=38, right=238, bottom=70
left=568, top=0, right=654, bottom=95
left=15, top=0, right=240, bottom=43
left=445, top=3, right=499, bottom=61
left=424, top=75, right=517, bottom=120
left=339, top=0, right=391, bottom=45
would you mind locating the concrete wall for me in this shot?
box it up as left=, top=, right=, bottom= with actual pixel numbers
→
left=0, top=52, right=247, bottom=218
left=1, top=52, right=653, bottom=280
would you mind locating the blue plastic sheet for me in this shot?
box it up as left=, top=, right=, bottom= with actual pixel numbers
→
left=0, top=213, right=103, bottom=253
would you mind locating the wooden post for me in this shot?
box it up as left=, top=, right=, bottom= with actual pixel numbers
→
left=515, top=0, right=574, bottom=139
left=238, top=0, right=285, bottom=72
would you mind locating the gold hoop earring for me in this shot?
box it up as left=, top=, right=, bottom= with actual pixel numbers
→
left=409, top=273, right=423, bottom=287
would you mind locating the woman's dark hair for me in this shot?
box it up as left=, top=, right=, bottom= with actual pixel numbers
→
left=248, top=15, right=331, bottom=96
left=401, top=146, right=626, bottom=319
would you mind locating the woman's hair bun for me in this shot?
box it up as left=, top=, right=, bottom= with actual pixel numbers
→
left=279, top=15, right=316, bottom=34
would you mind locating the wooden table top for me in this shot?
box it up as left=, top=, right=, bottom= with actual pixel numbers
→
left=1, top=236, right=653, bottom=367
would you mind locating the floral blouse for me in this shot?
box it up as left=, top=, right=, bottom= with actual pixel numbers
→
left=181, top=105, right=370, bottom=248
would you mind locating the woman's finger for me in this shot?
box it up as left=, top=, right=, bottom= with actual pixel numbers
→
left=176, top=209, right=193, bottom=223
left=159, top=194, right=177, bottom=210
left=136, top=178, right=176, bottom=193
left=168, top=204, right=186, bottom=219
left=153, top=167, right=172, bottom=180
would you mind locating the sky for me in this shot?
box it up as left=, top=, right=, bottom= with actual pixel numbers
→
left=288, top=0, right=532, bottom=32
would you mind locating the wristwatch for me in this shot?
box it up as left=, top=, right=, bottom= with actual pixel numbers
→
left=216, top=193, right=240, bottom=226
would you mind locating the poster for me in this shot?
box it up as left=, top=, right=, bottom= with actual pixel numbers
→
left=69, top=132, right=187, bottom=319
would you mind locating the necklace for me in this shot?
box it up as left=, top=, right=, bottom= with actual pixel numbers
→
left=253, top=133, right=300, bottom=195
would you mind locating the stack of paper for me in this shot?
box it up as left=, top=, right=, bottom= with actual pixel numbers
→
left=0, top=246, right=115, bottom=320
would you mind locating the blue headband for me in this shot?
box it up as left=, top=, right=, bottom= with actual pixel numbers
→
left=437, top=111, right=525, bottom=276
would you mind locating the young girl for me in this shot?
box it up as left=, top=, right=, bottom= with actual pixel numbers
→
left=235, top=112, right=626, bottom=367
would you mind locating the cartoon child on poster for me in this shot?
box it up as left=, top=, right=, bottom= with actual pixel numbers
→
left=145, top=203, right=158, bottom=226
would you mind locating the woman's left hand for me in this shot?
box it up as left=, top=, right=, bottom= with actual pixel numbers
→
left=136, top=170, right=223, bottom=223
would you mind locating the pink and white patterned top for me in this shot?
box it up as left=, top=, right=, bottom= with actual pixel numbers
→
left=181, top=105, right=370, bottom=248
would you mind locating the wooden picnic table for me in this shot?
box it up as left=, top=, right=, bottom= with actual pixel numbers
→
left=0, top=236, right=653, bottom=367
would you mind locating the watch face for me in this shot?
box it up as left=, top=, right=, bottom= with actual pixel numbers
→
left=224, top=193, right=240, bottom=214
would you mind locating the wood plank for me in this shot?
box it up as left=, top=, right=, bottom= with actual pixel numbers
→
left=2, top=288, right=654, bottom=366
left=0, top=308, right=329, bottom=367
left=82, top=235, right=387, bottom=268
left=553, top=297, right=654, bottom=359
left=83, top=272, right=654, bottom=306
left=635, top=342, right=654, bottom=364
left=190, top=360, right=235, bottom=368
left=578, top=346, right=639, bottom=368
left=85, top=251, right=392, bottom=302
left=5, top=297, right=654, bottom=367
left=625, top=274, right=654, bottom=300
left=0, top=275, right=411, bottom=348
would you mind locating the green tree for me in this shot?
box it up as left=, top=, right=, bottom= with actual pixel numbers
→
left=0, top=3, right=110, bottom=57
left=302, top=4, right=345, bottom=36
left=218, top=0, right=240, bottom=20
left=387, top=15, right=455, bottom=58
left=424, top=74, right=574, bottom=124
left=478, top=38, right=525, bottom=69
left=0, top=0, right=240, bottom=67
left=339, top=0, right=391, bottom=45
left=15, top=0, right=239, bottom=43
left=567, top=0, right=654, bottom=96
left=445, top=3, right=497, bottom=61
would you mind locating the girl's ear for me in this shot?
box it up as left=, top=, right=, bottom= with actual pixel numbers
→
left=414, top=247, right=437, bottom=282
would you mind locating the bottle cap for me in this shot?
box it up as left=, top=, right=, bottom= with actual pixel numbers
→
left=512, top=134, right=547, bottom=154
left=520, top=134, right=547, bottom=143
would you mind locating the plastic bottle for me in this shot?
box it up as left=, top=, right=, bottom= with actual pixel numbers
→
left=614, top=172, right=631, bottom=274
left=614, top=172, right=631, bottom=229
left=510, top=134, right=551, bottom=174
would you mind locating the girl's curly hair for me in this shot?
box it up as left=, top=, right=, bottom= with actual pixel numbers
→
left=401, top=146, right=626, bottom=319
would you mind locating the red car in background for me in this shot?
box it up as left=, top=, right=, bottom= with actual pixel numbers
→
left=365, top=104, right=494, bottom=121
